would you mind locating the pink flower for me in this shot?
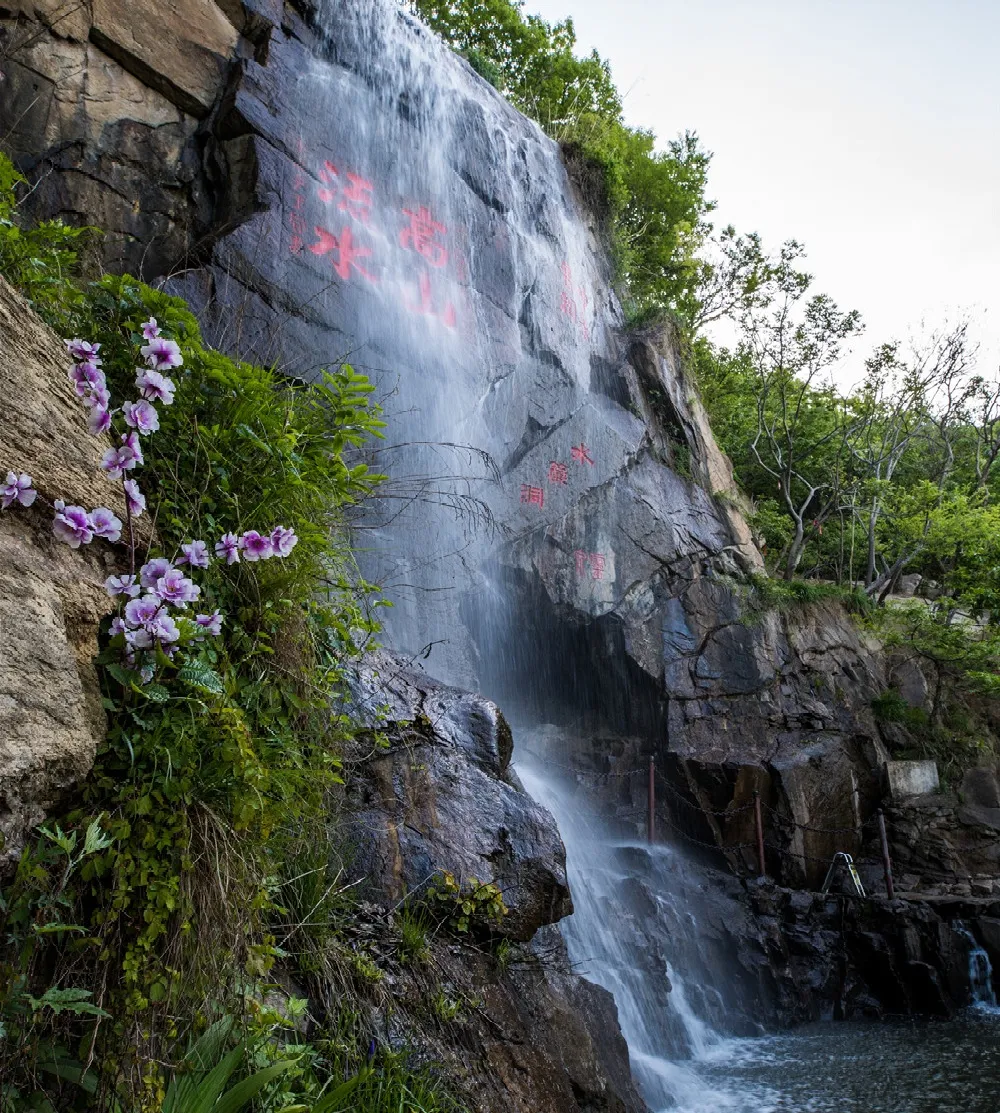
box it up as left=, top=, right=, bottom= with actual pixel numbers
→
left=179, top=540, right=210, bottom=569
left=153, top=568, right=200, bottom=607
left=141, top=317, right=160, bottom=340
left=106, top=573, right=140, bottom=598
left=53, top=505, right=93, bottom=548
left=195, top=610, right=223, bottom=637
left=87, top=405, right=112, bottom=436
left=140, top=557, right=174, bottom=588
left=1, top=471, right=36, bottom=509
left=125, top=594, right=160, bottom=627
left=100, top=447, right=131, bottom=479
left=215, top=532, right=240, bottom=565
left=125, top=626, right=154, bottom=649
left=149, top=612, right=180, bottom=644
left=270, top=525, right=298, bottom=557
left=121, top=431, right=144, bottom=467
left=135, top=368, right=176, bottom=406
left=65, top=339, right=101, bottom=364
left=140, top=337, right=182, bottom=372
left=239, top=530, right=272, bottom=561
left=124, top=479, right=146, bottom=518
left=81, top=385, right=111, bottom=410
left=70, top=362, right=106, bottom=397
left=122, top=399, right=159, bottom=436
left=89, top=507, right=123, bottom=543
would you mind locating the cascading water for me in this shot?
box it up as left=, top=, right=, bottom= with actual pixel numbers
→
left=518, top=761, right=730, bottom=1108
left=224, top=1, right=756, bottom=1104
left=955, top=923, right=998, bottom=1010
left=516, top=756, right=756, bottom=1113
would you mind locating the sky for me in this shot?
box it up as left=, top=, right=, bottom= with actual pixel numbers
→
left=527, top=0, right=1000, bottom=387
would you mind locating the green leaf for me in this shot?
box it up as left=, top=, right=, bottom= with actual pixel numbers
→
left=106, top=662, right=142, bottom=688
left=310, top=1068, right=370, bottom=1113
left=177, top=663, right=226, bottom=696
left=24, top=987, right=111, bottom=1018
left=142, top=683, right=172, bottom=703
left=213, top=1061, right=295, bottom=1113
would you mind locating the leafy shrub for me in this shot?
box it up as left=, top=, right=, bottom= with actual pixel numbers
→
left=424, top=872, right=507, bottom=935
left=0, top=156, right=392, bottom=1107
left=0, top=155, right=92, bottom=333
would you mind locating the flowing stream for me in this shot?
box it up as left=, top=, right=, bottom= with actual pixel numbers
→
left=518, top=759, right=1000, bottom=1113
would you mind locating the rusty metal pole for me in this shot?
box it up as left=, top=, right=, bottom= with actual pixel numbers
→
left=753, top=791, right=766, bottom=878
left=877, top=808, right=895, bottom=900
left=647, top=757, right=655, bottom=845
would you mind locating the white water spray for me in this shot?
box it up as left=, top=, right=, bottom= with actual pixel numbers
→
left=516, top=759, right=752, bottom=1112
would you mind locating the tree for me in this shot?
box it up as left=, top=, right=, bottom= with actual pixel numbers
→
left=854, top=323, right=978, bottom=598
left=736, top=243, right=864, bottom=578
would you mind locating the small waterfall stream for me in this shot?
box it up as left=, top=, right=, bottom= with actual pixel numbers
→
left=516, top=760, right=747, bottom=1112
left=955, top=923, right=998, bottom=1010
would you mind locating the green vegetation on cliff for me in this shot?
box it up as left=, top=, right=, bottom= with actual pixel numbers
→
left=0, top=156, right=470, bottom=1113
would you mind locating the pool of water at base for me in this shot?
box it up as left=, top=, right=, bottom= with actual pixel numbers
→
left=652, top=1007, right=1000, bottom=1113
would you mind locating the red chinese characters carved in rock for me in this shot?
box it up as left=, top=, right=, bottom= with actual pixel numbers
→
left=309, top=225, right=377, bottom=283
left=520, top=484, right=545, bottom=509
left=406, top=271, right=457, bottom=328
left=400, top=205, right=449, bottom=267
left=574, top=550, right=606, bottom=581
left=548, top=461, right=569, bottom=485
left=559, top=261, right=591, bottom=340
left=318, top=161, right=374, bottom=226
left=571, top=442, right=594, bottom=467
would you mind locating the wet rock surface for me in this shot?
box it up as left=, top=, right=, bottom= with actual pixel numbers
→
left=343, top=651, right=573, bottom=942
left=749, top=882, right=1000, bottom=1020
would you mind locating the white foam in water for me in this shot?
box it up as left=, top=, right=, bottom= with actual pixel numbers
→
left=955, top=922, right=1000, bottom=1013
left=516, top=760, right=766, bottom=1112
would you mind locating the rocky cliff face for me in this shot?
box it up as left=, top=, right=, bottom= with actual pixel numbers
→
left=0, top=276, right=127, bottom=869
left=5, top=0, right=1000, bottom=1091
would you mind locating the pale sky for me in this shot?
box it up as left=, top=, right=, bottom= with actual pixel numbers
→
left=528, top=0, right=1000, bottom=386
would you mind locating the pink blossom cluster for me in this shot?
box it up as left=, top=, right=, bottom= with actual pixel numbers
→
left=53, top=501, right=123, bottom=548
left=5, top=319, right=301, bottom=686
left=64, top=319, right=179, bottom=489
left=106, top=556, right=213, bottom=658
left=104, top=527, right=296, bottom=666
left=215, top=525, right=298, bottom=565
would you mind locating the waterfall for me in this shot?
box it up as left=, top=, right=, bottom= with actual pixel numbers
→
left=238, top=0, right=768, bottom=1105
left=516, top=757, right=752, bottom=1112
left=955, top=923, right=998, bottom=1010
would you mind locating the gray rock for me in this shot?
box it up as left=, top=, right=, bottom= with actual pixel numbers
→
left=343, top=652, right=572, bottom=942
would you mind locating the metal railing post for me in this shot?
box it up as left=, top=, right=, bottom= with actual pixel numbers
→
left=877, top=808, right=895, bottom=900
left=647, top=756, right=656, bottom=845
left=753, top=791, right=766, bottom=878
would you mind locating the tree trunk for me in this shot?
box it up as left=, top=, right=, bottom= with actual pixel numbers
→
left=784, top=518, right=806, bottom=580
left=865, top=497, right=878, bottom=586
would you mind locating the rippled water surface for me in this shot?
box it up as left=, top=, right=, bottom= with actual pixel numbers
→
left=665, top=1009, right=1000, bottom=1113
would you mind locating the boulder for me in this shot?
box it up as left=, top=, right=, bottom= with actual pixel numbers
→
left=89, top=0, right=239, bottom=117
left=343, top=652, right=573, bottom=941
